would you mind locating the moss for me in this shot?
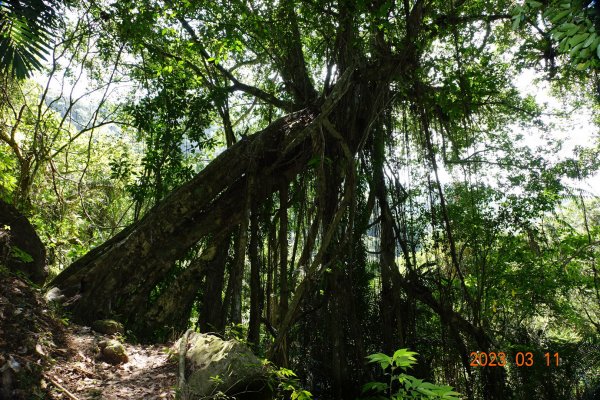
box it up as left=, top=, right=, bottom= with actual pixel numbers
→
left=98, top=339, right=128, bottom=365
left=91, top=319, right=125, bottom=335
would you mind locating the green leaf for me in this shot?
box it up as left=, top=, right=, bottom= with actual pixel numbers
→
left=582, top=33, right=597, bottom=48
left=392, top=348, right=418, bottom=361
left=419, top=382, right=439, bottom=390
left=10, top=246, right=33, bottom=263
left=366, top=353, right=392, bottom=370
left=559, top=22, right=577, bottom=32
left=366, top=353, right=391, bottom=363
left=568, top=33, right=588, bottom=47
left=361, top=382, right=388, bottom=393
left=442, top=391, right=462, bottom=399
left=570, top=42, right=584, bottom=56
left=392, top=348, right=418, bottom=368
left=276, top=368, right=297, bottom=378
left=550, top=9, right=570, bottom=24
left=528, top=0, right=543, bottom=8
left=416, top=387, right=438, bottom=396
left=511, top=16, right=521, bottom=30
left=291, top=389, right=313, bottom=400
left=566, top=25, right=580, bottom=36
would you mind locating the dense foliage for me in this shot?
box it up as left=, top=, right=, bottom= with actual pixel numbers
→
left=1, top=0, right=600, bottom=399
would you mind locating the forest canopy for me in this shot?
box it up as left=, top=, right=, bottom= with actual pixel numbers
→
left=1, top=0, right=600, bottom=399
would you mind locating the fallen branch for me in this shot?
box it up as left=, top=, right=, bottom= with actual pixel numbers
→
left=45, top=373, right=81, bottom=400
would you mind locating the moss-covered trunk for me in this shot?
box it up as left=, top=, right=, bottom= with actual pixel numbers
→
left=51, top=109, right=317, bottom=335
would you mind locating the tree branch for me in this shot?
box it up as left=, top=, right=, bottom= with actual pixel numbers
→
left=177, top=17, right=295, bottom=112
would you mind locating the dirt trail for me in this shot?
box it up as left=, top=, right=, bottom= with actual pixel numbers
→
left=46, top=325, right=177, bottom=400
left=0, top=272, right=177, bottom=400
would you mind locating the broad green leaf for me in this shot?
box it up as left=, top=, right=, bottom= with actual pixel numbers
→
left=550, top=9, right=570, bottom=23
left=569, top=33, right=588, bottom=47
left=570, top=42, right=583, bottom=56
left=582, top=33, right=596, bottom=48
left=366, top=352, right=392, bottom=370
left=361, top=382, right=388, bottom=393
left=511, top=16, right=521, bottom=30
left=417, top=387, right=438, bottom=396
left=566, top=25, right=580, bottom=36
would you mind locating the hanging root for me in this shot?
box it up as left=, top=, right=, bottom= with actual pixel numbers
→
left=178, top=329, right=193, bottom=398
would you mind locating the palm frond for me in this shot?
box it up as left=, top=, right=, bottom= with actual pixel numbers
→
left=0, top=0, right=58, bottom=79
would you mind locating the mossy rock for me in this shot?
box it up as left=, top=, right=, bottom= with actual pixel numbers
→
left=98, top=339, right=128, bottom=365
left=174, top=332, right=269, bottom=399
left=91, top=319, right=124, bottom=335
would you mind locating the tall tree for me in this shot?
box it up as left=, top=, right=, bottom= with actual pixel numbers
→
left=48, top=0, right=599, bottom=398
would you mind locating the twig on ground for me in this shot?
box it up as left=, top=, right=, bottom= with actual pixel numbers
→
left=45, top=373, right=81, bottom=400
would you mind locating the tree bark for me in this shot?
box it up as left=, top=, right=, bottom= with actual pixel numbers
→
left=198, top=235, right=230, bottom=334
left=372, top=125, right=406, bottom=355
left=247, top=204, right=262, bottom=348
left=230, top=179, right=251, bottom=325
left=50, top=66, right=362, bottom=343
left=138, top=246, right=211, bottom=339
left=278, top=184, right=289, bottom=321
left=51, top=108, right=317, bottom=332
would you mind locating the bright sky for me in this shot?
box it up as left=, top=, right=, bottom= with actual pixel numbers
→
left=36, top=28, right=599, bottom=200
left=515, top=69, right=599, bottom=196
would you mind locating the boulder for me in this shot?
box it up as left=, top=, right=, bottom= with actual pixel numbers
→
left=0, top=200, right=47, bottom=285
left=97, top=339, right=128, bottom=365
left=175, top=332, right=269, bottom=398
left=44, top=287, right=65, bottom=303
left=91, top=319, right=124, bottom=335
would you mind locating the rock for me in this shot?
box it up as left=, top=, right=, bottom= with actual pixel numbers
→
left=91, top=319, right=124, bottom=335
left=175, top=332, right=268, bottom=398
left=0, top=200, right=47, bottom=285
left=98, top=339, right=128, bottom=365
left=44, top=287, right=65, bottom=303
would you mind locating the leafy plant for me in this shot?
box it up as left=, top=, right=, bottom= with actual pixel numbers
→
left=224, top=323, right=247, bottom=343
left=361, top=349, right=461, bottom=400
left=512, top=0, right=600, bottom=71
left=9, top=245, right=33, bottom=263
left=0, top=0, right=60, bottom=78
left=267, top=364, right=313, bottom=400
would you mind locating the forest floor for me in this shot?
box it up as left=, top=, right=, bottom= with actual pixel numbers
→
left=45, top=325, right=177, bottom=400
left=0, top=270, right=178, bottom=399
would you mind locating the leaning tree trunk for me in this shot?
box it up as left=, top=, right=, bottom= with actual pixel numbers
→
left=51, top=70, right=355, bottom=336
left=51, top=108, right=317, bottom=332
